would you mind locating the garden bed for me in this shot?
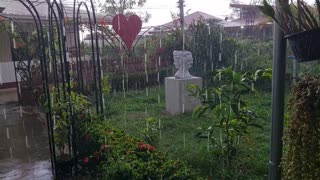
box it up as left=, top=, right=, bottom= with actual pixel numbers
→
left=103, top=87, right=272, bottom=179
left=77, top=117, right=200, bottom=179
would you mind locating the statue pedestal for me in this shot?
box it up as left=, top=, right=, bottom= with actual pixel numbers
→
left=165, top=77, right=202, bottom=115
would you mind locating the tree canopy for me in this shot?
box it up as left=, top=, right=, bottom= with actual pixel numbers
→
left=100, top=0, right=151, bottom=22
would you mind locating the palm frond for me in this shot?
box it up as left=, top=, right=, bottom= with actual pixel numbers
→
left=260, top=0, right=320, bottom=34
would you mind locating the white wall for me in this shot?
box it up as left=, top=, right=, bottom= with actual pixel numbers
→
left=0, top=29, right=15, bottom=85
left=0, top=62, right=17, bottom=84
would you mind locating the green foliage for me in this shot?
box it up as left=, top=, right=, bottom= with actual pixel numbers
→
left=79, top=118, right=201, bottom=179
left=188, top=67, right=271, bottom=177
left=283, top=76, right=320, bottom=179
left=297, top=61, right=320, bottom=76
left=102, top=74, right=112, bottom=95
left=111, top=68, right=172, bottom=91
left=51, top=82, right=89, bottom=155
left=100, top=0, right=151, bottom=22
left=186, top=20, right=238, bottom=76
left=237, top=39, right=273, bottom=73
left=104, top=86, right=272, bottom=178
left=139, top=117, right=161, bottom=146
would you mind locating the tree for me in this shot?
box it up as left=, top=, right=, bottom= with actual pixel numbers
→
left=100, top=0, right=151, bottom=22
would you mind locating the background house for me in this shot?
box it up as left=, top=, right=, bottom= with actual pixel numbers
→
left=0, top=1, right=109, bottom=89
left=151, top=11, right=222, bottom=33
left=223, top=3, right=273, bottom=40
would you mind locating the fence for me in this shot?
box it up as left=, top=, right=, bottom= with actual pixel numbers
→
left=27, top=54, right=173, bottom=93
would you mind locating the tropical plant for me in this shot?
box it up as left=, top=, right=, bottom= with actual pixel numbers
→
left=283, top=76, right=320, bottom=179
left=140, top=117, right=160, bottom=146
left=188, top=67, right=271, bottom=172
left=260, top=0, right=320, bottom=34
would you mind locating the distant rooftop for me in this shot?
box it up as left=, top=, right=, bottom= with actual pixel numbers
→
left=230, top=3, right=262, bottom=10
left=223, top=2, right=271, bottom=28
left=158, top=11, right=222, bottom=30
left=223, top=16, right=271, bottom=28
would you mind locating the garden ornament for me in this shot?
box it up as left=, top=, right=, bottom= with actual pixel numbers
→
left=173, top=50, right=194, bottom=79
left=112, top=14, right=142, bottom=50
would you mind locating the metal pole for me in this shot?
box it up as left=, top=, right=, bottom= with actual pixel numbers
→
left=178, top=0, right=185, bottom=50
left=269, top=0, right=287, bottom=179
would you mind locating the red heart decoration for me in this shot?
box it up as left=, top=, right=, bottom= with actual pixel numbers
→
left=112, top=14, right=142, bottom=50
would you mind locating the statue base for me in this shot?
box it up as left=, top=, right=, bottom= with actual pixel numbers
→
left=165, top=77, right=202, bottom=115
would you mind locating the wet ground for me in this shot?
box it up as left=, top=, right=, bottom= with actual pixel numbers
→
left=0, top=96, right=53, bottom=180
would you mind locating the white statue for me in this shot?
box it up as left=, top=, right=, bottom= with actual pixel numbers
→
left=173, top=50, right=194, bottom=79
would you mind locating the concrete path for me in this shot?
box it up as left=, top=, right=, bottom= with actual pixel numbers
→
left=0, top=89, right=52, bottom=180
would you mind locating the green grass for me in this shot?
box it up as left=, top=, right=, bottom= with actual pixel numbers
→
left=104, top=86, right=272, bottom=179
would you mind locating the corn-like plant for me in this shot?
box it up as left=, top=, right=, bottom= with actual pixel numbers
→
left=260, top=0, right=320, bottom=34
left=188, top=67, right=271, bottom=170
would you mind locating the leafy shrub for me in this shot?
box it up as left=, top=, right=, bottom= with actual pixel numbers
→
left=283, top=76, right=320, bottom=179
left=139, top=117, right=160, bottom=146
left=50, top=82, right=89, bottom=156
left=78, top=118, right=202, bottom=179
left=111, top=68, right=172, bottom=91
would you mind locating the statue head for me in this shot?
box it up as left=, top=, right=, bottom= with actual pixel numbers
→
left=173, top=50, right=193, bottom=79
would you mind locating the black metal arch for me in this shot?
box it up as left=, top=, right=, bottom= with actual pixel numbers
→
left=71, top=1, right=104, bottom=114
left=16, top=0, right=56, bottom=175
left=8, top=0, right=106, bottom=177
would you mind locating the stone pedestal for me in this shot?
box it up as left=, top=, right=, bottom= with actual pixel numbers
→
left=165, top=77, right=202, bottom=115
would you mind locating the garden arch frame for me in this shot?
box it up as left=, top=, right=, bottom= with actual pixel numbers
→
left=6, top=0, right=105, bottom=176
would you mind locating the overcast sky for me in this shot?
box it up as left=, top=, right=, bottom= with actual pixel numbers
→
left=139, top=0, right=252, bottom=26
left=64, top=0, right=314, bottom=27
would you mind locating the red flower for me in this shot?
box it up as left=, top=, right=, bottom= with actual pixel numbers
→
left=138, top=142, right=147, bottom=151
left=83, top=157, right=89, bottom=164
left=148, top=146, right=155, bottom=152
left=93, top=151, right=100, bottom=160
left=101, top=144, right=107, bottom=150
left=79, top=114, right=85, bottom=119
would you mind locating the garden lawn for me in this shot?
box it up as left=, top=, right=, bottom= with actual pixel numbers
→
left=105, top=86, right=272, bottom=179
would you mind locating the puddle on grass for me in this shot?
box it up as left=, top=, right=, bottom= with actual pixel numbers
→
left=0, top=104, right=52, bottom=180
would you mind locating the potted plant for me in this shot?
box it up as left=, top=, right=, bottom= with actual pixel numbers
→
left=260, top=0, right=320, bottom=62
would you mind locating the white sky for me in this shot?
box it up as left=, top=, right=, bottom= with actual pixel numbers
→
left=129, top=0, right=314, bottom=26
left=64, top=0, right=315, bottom=27
left=140, top=0, right=253, bottom=26
left=65, top=0, right=255, bottom=26
left=144, top=0, right=224, bottom=26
